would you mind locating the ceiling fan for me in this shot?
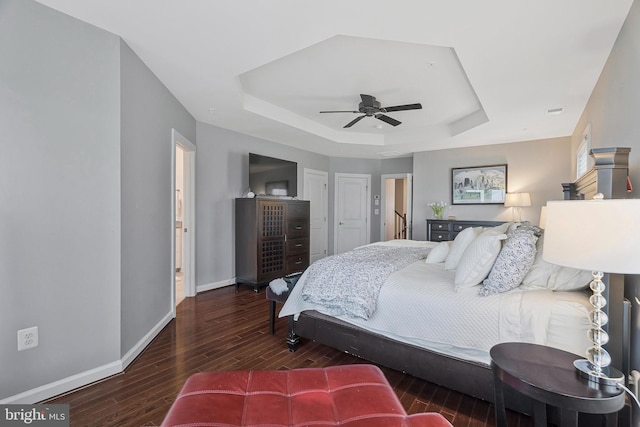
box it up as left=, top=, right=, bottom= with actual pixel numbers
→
left=320, top=94, right=422, bottom=128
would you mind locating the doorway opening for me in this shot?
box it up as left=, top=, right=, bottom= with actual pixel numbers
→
left=380, top=173, right=413, bottom=241
left=171, top=129, right=196, bottom=315
left=175, top=145, right=185, bottom=305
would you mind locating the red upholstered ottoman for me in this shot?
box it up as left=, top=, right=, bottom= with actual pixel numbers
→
left=161, top=364, right=453, bottom=427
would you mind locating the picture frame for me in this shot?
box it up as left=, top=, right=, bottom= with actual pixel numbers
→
left=451, top=164, right=507, bottom=205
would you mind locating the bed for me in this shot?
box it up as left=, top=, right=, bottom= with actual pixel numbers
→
left=280, top=231, right=592, bottom=411
left=279, top=147, right=631, bottom=414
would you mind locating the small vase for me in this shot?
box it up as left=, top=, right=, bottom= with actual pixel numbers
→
left=433, top=211, right=443, bottom=220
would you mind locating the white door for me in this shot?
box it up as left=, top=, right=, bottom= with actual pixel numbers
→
left=334, top=173, right=370, bottom=254
left=304, top=168, right=328, bottom=263
left=380, top=173, right=413, bottom=240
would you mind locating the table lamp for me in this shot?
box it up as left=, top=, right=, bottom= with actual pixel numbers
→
left=504, top=192, right=531, bottom=222
left=543, top=196, right=640, bottom=386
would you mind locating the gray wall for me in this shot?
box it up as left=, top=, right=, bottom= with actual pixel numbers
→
left=0, top=0, right=196, bottom=401
left=120, top=41, right=196, bottom=355
left=194, top=123, right=415, bottom=286
left=412, top=137, right=573, bottom=240
left=0, top=0, right=121, bottom=398
left=570, top=0, right=640, bottom=371
left=194, top=122, right=329, bottom=288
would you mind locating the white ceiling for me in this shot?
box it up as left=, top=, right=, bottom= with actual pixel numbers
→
left=35, top=0, right=634, bottom=158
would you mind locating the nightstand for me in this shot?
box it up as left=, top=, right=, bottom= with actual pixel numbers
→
left=490, top=342, right=625, bottom=427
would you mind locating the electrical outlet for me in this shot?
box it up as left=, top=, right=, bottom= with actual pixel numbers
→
left=17, top=326, right=38, bottom=351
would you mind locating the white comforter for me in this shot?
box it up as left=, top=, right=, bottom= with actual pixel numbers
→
left=279, top=240, right=592, bottom=365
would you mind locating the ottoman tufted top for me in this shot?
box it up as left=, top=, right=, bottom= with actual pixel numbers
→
left=160, top=364, right=452, bottom=427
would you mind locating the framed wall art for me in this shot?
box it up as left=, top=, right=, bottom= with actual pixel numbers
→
left=451, top=164, right=507, bottom=205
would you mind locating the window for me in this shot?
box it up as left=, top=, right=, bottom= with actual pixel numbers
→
left=576, top=124, right=591, bottom=178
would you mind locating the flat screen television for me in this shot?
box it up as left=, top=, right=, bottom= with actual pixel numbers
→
left=249, top=153, right=297, bottom=197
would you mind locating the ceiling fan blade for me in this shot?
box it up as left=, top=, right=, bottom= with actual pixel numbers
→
left=344, top=115, right=366, bottom=128
left=320, top=110, right=359, bottom=113
left=375, top=114, right=401, bottom=126
left=360, top=94, right=376, bottom=108
left=382, top=103, right=422, bottom=112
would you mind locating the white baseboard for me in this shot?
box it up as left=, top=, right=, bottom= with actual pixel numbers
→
left=0, top=361, right=123, bottom=404
left=197, top=277, right=235, bottom=293
left=1, top=311, right=175, bottom=405
left=121, top=311, right=174, bottom=369
left=2, top=278, right=236, bottom=405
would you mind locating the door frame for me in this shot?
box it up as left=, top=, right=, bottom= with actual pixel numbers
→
left=334, top=173, right=371, bottom=254
left=380, top=173, right=413, bottom=240
left=171, top=129, right=196, bottom=316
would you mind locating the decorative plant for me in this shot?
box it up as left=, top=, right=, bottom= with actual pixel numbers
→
left=428, top=201, right=447, bottom=219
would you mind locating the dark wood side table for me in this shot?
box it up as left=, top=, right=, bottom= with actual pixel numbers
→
left=490, top=342, right=625, bottom=427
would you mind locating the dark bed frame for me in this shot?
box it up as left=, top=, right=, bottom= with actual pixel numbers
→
left=285, top=147, right=631, bottom=416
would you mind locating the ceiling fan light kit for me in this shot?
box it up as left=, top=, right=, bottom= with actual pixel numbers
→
left=320, top=94, right=422, bottom=128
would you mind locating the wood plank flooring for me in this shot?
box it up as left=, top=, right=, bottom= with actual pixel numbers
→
left=44, top=286, right=532, bottom=427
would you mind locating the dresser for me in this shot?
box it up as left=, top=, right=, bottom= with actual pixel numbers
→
left=235, top=198, right=310, bottom=292
left=426, top=219, right=505, bottom=242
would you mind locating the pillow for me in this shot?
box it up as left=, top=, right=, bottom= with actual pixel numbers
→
left=425, top=241, right=451, bottom=264
left=444, top=227, right=482, bottom=270
left=481, top=222, right=512, bottom=236
left=454, top=233, right=507, bottom=289
left=480, top=226, right=539, bottom=296
left=521, top=233, right=592, bottom=291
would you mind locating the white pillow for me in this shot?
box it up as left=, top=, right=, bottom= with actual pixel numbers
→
left=444, top=227, right=482, bottom=270
left=521, top=234, right=592, bottom=291
left=425, top=241, right=451, bottom=264
left=454, top=233, right=507, bottom=289
left=481, top=222, right=512, bottom=236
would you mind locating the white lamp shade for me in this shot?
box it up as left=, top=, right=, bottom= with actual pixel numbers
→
left=539, top=206, right=547, bottom=228
left=543, top=199, right=640, bottom=274
left=504, top=192, right=531, bottom=207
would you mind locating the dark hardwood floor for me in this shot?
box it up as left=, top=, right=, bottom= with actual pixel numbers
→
left=44, top=286, right=532, bottom=427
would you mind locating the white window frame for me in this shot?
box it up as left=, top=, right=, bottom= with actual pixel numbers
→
left=576, top=123, right=592, bottom=179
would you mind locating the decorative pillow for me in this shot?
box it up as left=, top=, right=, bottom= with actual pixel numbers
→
left=454, top=233, right=507, bottom=289
left=444, top=227, right=482, bottom=270
left=425, top=241, right=451, bottom=264
left=521, top=233, right=592, bottom=291
left=480, top=225, right=540, bottom=296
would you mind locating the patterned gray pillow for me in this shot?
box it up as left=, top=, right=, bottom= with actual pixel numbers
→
left=480, top=225, right=540, bottom=296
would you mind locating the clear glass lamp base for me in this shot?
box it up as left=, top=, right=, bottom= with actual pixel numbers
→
left=574, top=359, right=625, bottom=386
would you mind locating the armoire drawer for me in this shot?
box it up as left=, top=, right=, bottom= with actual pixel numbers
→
left=287, top=202, right=310, bottom=218
left=286, top=220, right=309, bottom=238
left=286, top=253, right=309, bottom=273
left=286, top=238, right=309, bottom=255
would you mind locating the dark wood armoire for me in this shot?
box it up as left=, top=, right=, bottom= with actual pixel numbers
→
left=235, top=198, right=310, bottom=292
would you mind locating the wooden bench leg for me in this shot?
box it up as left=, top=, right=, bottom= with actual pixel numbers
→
left=286, top=315, right=299, bottom=352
